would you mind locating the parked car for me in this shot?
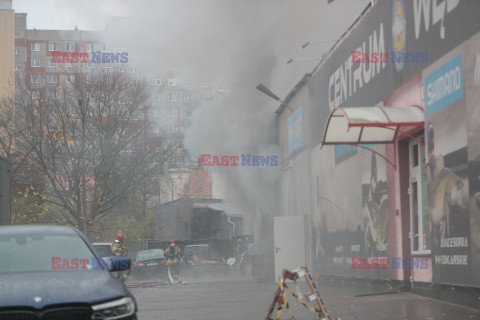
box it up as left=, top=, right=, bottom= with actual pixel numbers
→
left=93, top=242, right=114, bottom=257
left=0, top=225, right=137, bottom=320
left=133, top=249, right=167, bottom=280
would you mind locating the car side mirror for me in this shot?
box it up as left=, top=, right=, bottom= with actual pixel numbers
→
left=102, top=257, right=131, bottom=272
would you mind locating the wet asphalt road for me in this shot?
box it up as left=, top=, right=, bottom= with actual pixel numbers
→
left=128, top=278, right=480, bottom=320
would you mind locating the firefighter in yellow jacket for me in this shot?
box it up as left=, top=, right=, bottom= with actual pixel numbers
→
left=165, top=239, right=182, bottom=284
left=112, top=233, right=129, bottom=282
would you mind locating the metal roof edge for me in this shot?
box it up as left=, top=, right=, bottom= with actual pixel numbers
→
left=274, top=1, right=374, bottom=116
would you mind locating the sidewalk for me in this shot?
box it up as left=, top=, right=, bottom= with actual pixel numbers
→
left=130, top=278, right=480, bottom=320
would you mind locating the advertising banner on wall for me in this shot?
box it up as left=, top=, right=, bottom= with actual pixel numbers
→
left=423, top=50, right=472, bottom=286
left=287, top=106, right=303, bottom=155
left=463, top=32, right=480, bottom=287
left=312, top=146, right=389, bottom=279
left=309, top=0, right=480, bottom=148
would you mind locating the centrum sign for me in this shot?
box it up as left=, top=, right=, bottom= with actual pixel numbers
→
left=51, top=51, right=129, bottom=64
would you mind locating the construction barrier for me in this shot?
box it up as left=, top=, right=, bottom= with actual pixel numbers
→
left=265, top=267, right=340, bottom=320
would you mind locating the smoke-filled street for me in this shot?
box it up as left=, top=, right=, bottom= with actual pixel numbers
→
left=2, top=0, right=480, bottom=319
left=130, top=279, right=480, bottom=320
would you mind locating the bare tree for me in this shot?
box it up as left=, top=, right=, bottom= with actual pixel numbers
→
left=3, top=66, right=175, bottom=233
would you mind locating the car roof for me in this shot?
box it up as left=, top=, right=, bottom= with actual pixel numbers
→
left=185, top=244, right=209, bottom=248
left=137, top=249, right=164, bottom=254
left=137, top=249, right=165, bottom=255
left=0, top=225, right=79, bottom=236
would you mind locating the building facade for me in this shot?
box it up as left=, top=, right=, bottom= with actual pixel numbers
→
left=0, top=0, right=14, bottom=102
left=277, top=0, right=480, bottom=292
left=0, top=0, right=14, bottom=225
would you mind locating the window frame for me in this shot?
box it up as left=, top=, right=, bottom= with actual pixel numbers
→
left=48, top=75, right=58, bottom=84
left=31, top=75, right=41, bottom=84
left=31, top=42, right=40, bottom=52
left=66, top=43, right=75, bottom=52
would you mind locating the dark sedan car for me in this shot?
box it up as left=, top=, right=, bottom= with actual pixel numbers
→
left=133, top=249, right=167, bottom=280
left=0, top=225, right=137, bottom=320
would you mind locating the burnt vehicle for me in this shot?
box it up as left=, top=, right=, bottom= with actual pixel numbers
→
left=133, top=249, right=168, bottom=280
left=93, top=242, right=114, bottom=258
left=0, top=225, right=137, bottom=320
left=183, top=244, right=228, bottom=275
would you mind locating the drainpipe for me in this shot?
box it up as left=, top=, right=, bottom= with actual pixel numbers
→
left=227, top=216, right=236, bottom=239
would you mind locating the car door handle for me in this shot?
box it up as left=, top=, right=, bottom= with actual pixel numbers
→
left=275, top=247, right=281, bottom=253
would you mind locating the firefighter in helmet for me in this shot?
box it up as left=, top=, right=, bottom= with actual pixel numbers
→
left=112, top=233, right=129, bottom=282
left=235, top=238, right=244, bottom=257
left=165, top=239, right=182, bottom=283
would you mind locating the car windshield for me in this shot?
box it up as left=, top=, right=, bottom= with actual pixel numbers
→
left=137, top=250, right=164, bottom=261
left=94, top=244, right=113, bottom=257
left=0, top=234, right=100, bottom=274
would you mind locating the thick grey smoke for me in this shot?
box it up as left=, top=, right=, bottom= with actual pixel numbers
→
left=50, top=0, right=372, bottom=233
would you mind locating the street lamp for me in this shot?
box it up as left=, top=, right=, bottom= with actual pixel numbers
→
left=255, top=83, right=293, bottom=113
left=302, top=39, right=340, bottom=49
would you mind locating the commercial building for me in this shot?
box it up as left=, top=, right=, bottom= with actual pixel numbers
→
left=276, top=0, right=480, bottom=303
